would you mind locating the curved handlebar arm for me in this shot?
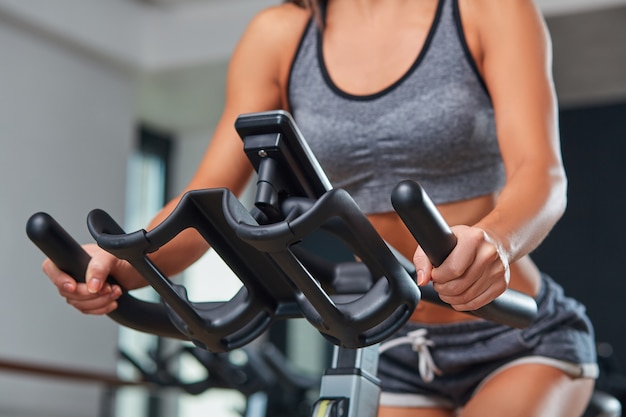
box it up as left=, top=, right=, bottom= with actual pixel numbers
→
left=391, top=180, right=538, bottom=329
left=234, top=188, right=420, bottom=348
left=26, top=212, right=187, bottom=339
left=86, top=192, right=279, bottom=352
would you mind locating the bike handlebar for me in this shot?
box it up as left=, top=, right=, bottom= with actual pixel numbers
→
left=27, top=110, right=537, bottom=353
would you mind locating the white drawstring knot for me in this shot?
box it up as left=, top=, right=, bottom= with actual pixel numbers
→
left=379, top=328, right=442, bottom=383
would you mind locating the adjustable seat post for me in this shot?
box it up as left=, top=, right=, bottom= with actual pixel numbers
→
left=312, top=344, right=381, bottom=417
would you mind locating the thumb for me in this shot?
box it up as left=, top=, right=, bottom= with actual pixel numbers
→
left=413, top=245, right=433, bottom=286
left=85, top=249, right=115, bottom=294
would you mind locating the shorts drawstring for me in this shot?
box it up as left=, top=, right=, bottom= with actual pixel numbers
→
left=380, top=328, right=442, bottom=383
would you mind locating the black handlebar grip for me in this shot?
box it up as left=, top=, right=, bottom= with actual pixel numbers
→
left=390, top=181, right=457, bottom=267
left=27, top=212, right=93, bottom=283
left=391, top=180, right=537, bottom=328
left=26, top=212, right=186, bottom=339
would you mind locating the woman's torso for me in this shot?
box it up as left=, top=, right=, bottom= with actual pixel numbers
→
left=274, top=0, right=541, bottom=323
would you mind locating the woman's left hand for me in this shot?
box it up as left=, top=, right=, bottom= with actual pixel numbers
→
left=413, top=225, right=510, bottom=311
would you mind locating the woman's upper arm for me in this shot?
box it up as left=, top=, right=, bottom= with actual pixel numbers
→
left=474, top=0, right=563, bottom=175
left=142, top=5, right=309, bottom=273
left=463, top=0, right=567, bottom=257
left=184, top=5, right=309, bottom=197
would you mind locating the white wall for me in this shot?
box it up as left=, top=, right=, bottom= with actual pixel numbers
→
left=0, top=1, right=275, bottom=415
left=537, top=0, right=626, bottom=15
left=0, top=13, right=134, bottom=417
left=0, top=0, right=278, bottom=71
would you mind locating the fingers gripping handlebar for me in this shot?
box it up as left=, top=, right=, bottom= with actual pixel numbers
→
left=391, top=180, right=538, bottom=328
left=26, top=212, right=186, bottom=339
left=85, top=192, right=284, bottom=352
left=28, top=200, right=278, bottom=352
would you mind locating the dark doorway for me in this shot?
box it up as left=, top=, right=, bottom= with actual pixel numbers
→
left=532, top=101, right=626, bottom=398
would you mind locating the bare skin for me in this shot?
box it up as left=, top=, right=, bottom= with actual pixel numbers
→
left=42, top=0, right=594, bottom=415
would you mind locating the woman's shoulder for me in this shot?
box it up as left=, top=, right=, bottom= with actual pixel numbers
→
left=245, top=2, right=312, bottom=42
left=460, top=0, right=549, bottom=60
left=462, top=0, right=545, bottom=29
left=232, top=3, right=311, bottom=86
left=225, top=3, right=312, bottom=108
left=233, top=2, right=311, bottom=67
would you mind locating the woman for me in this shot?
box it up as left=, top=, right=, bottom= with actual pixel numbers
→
left=44, top=0, right=598, bottom=415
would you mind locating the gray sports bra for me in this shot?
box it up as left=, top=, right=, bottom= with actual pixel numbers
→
left=287, top=0, right=505, bottom=214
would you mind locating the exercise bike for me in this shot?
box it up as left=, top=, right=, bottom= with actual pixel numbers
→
left=27, top=110, right=620, bottom=417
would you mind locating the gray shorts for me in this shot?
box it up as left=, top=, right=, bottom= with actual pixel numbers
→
left=377, top=274, right=598, bottom=408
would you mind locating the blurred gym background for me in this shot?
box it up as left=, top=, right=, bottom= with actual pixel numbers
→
left=0, top=1, right=624, bottom=416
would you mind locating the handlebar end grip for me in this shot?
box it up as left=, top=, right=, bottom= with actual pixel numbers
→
left=419, top=284, right=537, bottom=329
left=26, top=212, right=90, bottom=282
left=391, top=180, right=456, bottom=266
left=27, top=212, right=189, bottom=340
left=475, top=289, right=538, bottom=329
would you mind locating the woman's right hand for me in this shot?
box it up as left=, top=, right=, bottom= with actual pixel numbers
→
left=42, top=243, right=124, bottom=315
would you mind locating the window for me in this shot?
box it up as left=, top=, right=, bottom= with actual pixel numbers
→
left=115, top=125, right=173, bottom=417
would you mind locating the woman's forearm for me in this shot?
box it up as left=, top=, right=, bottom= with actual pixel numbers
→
left=476, top=164, right=567, bottom=264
